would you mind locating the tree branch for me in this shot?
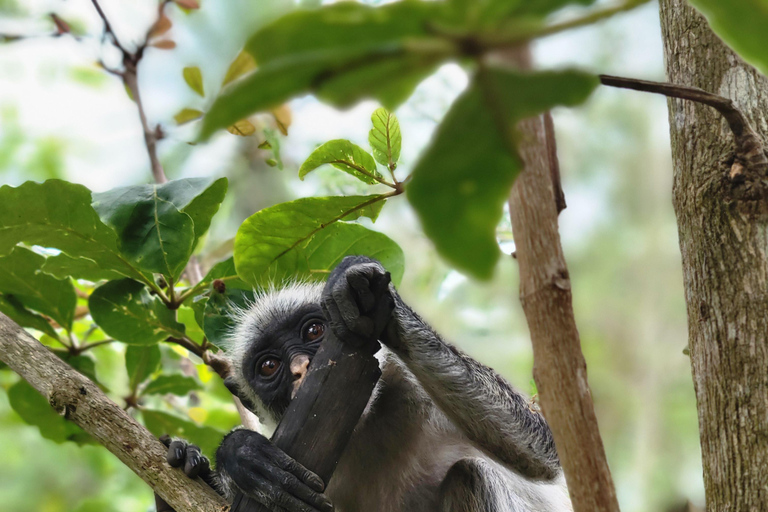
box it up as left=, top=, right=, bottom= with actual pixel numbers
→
left=0, top=313, right=229, bottom=512
left=505, top=49, right=620, bottom=512
left=599, top=74, right=768, bottom=175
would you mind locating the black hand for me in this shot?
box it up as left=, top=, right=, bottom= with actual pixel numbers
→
left=217, top=429, right=333, bottom=512
left=321, top=256, right=394, bottom=351
left=156, top=435, right=219, bottom=511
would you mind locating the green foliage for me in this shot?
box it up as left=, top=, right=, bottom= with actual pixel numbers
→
left=0, top=247, right=76, bottom=331
left=92, top=178, right=227, bottom=280
left=183, top=66, right=205, bottom=97
left=369, top=108, right=402, bottom=168
left=8, top=380, right=92, bottom=444
left=0, top=180, right=149, bottom=284
left=234, top=195, right=394, bottom=286
left=89, top=279, right=185, bottom=345
left=688, top=0, right=768, bottom=78
left=299, top=140, right=383, bottom=184
left=142, top=374, right=200, bottom=397
left=200, top=1, right=448, bottom=139
left=408, top=68, right=598, bottom=279
left=125, top=345, right=161, bottom=391
left=0, top=294, right=59, bottom=339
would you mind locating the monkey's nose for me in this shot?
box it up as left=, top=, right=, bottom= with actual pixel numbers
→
left=290, top=354, right=310, bottom=398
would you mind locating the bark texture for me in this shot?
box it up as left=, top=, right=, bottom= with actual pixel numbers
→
left=508, top=114, right=619, bottom=510
left=659, top=1, right=768, bottom=509
left=0, top=313, right=229, bottom=512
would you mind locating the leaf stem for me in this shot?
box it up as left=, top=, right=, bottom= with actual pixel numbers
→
left=328, top=160, right=396, bottom=189
left=73, top=338, right=115, bottom=355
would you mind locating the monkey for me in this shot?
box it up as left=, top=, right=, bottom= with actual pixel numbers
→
left=165, top=256, right=573, bottom=512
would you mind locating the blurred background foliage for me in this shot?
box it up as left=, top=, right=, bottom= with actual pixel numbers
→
left=0, top=0, right=700, bottom=511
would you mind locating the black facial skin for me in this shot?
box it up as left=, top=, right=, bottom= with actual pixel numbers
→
left=242, top=304, right=326, bottom=419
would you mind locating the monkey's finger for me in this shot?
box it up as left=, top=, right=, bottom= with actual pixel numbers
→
left=322, top=296, right=368, bottom=347
left=167, top=440, right=188, bottom=467
left=258, top=464, right=333, bottom=512
left=347, top=272, right=376, bottom=313
left=268, top=448, right=326, bottom=493
left=241, top=475, right=323, bottom=512
left=159, top=434, right=172, bottom=448
left=183, top=445, right=209, bottom=478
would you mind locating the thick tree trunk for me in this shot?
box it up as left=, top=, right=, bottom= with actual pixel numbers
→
left=659, top=1, right=768, bottom=509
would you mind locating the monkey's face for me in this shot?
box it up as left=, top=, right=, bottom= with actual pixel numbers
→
left=240, top=302, right=326, bottom=419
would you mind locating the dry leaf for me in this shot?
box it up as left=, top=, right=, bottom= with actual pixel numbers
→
left=151, top=39, right=176, bottom=49
left=183, top=66, right=205, bottom=97
left=227, top=119, right=256, bottom=136
left=222, top=50, right=256, bottom=86
left=271, top=104, right=292, bottom=136
left=173, top=0, right=201, bottom=10
left=149, top=15, right=172, bottom=39
left=174, top=108, right=204, bottom=125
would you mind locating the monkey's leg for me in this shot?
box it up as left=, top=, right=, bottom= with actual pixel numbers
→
left=438, top=458, right=526, bottom=512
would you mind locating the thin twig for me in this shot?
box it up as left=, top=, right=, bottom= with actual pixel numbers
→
left=74, top=338, right=115, bottom=354
left=90, top=0, right=129, bottom=55
left=600, top=74, right=768, bottom=174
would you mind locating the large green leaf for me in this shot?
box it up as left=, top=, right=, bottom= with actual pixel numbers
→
left=0, top=180, right=147, bottom=283
left=688, top=0, right=768, bottom=78
left=142, top=409, right=225, bottom=458
left=142, top=374, right=200, bottom=396
left=8, top=380, right=93, bottom=444
left=204, top=287, right=255, bottom=348
left=0, top=295, right=59, bottom=338
left=167, top=177, right=229, bottom=244
left=0, top=247, right=76, bottom=330
left=89, top=279, right=185, bottom=345
left=200, top=1, right=448, bottom=139
left=234, top=195, right=388, bottom=286
left=299, top=140, right=383, bottom=184
left=126, top=345, right=161, bottom=391
left=407, top=68, right=597, bottom=280
left=41, top=253, right=126, bottom=282
left=369, top=108, right=402, bottom=168
left=92, top=185, right=194, bottom=281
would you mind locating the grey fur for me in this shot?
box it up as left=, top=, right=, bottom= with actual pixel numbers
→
left=224, top=277, right=572, bottom=512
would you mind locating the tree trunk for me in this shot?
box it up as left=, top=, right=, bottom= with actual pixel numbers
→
left=506, top=46, right=619, bottom=509
left=659, top=1, right=768, bottom=509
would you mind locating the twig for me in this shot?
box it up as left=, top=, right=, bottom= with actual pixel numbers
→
left=90, top=0, right=129, bottom=56
left=599, top=74, right=768, bottom=174
left=73, top=338, right=115, bottom=354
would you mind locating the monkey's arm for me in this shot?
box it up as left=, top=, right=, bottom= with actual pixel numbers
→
left=385, top=297, right=561, bottom=480
left=322, top=256, right=561, bottom=481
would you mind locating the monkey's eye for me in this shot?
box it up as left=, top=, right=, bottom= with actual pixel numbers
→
left=304, top=322, right=325, bottom=342
left=258, top=357, right=281, bottom=378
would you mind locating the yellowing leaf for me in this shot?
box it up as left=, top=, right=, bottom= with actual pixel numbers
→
left=271, top=104, right=291, bottom=136
left=227, top=119, right=256, bottom=136
left=196, top=363, right=213, bottom=383
left=188, top=407, right=208, bottom=424
left=170, top=345, right=189, bottom=357
left=222, top=50, right=256, bottom=86
left=174, top=0, right=200, bottom=9
left=174, top=108, right=204, bottom=125
left=183, top=66, right=205, bottom=97
left=151, top=40, right=176, bottom=50
left=149, top=15, right=172, bottom=38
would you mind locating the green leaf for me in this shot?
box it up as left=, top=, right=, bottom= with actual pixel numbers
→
left=407, top=68, right=597, bottom=280
left=177, top=307, right=205, bottom=343
left=174, top=108, right=204, bottom=125
left=142, top=374, right=200, bottom=396
left=125, top=345, right=161, bottom=391
left=8, top=380, right=93, bottom=444
left=234, top=195, right=388, bottom=286
left=688, top=0, right=768, bottom=78
left=204, top=287, right=255, bottom=348
left=204, top=257, right=250, bottom=290
left=92, top=178, right=227, bottom=280
left=0, top=247, right=76, bottom=330
left=0, top=180, right=149, bottom=284
left=0, top=294, right=59, bottom=339
left=200, top=1, right=449, bottom=140
left=89, top=279, right=185, bottom=345
left=299, top=140, right=383, bottom=184
left=183, top=66, right=205, bottom=97
left=369, top=107, right=401, bottom=168
left=41, top=253, right=126, bottom=282
left=142, top=409, right=225, bottom=457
